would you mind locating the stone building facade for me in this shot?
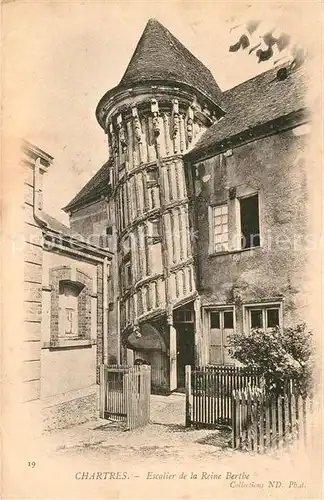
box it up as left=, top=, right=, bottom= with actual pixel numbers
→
left=22, top=140, right=113, bottom=430
left=64, top=19, right=311, bottom=393
left=185, top=68, right=311, bottom=366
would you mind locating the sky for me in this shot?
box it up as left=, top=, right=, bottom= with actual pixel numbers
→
left=3, top=1, right=319, bottom=224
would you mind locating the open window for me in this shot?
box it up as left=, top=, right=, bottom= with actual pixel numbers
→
left=239, top=194, right=260, bottom=249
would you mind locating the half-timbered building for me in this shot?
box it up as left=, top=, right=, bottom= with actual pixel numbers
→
left=64, top=19, right=311, bottom=394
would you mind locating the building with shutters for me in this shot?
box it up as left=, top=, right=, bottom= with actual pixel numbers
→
left=64, top=19, right=311, bottom=394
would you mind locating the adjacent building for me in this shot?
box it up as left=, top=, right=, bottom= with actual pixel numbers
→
left=22, top=140, right=113, bottom=429
left=185, top=66, right=310, bottom=367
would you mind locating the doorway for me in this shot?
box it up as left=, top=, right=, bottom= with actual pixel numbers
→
left=175, top=323, right=195, bottom=389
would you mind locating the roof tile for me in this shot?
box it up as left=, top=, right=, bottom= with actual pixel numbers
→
left=186, top=64, right=308, bottom=160
left=119, top=19, right=222, bottom=104
left=63, top=159, right=112, bottom=212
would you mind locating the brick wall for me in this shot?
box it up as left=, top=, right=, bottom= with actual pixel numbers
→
left=76, top=269, right=92, bottom=339
left=49, top=266, right=92, bottom=344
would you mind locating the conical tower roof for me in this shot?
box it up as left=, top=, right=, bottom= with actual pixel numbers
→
left=96, top=19, right=223, bottom=127
left=118, top=18, right=222, bottom=103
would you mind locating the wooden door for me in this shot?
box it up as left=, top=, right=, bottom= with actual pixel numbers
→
left=209, top=310, right=234, bottom=365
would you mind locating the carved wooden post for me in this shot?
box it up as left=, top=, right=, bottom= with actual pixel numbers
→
left=194, top=296, right=203, bottom=365
left=187, top=106, right=194, bottom=145
left=162, top=113, right=170, bottom=156
left=167, top=308, right=177, bottom=392
left=172, top=99, right=179, bottom=154
left=117, top=113, right=128, bottom=154
left=179, top=114, right=185, bottom=153
left=132, top=106, right=143, bottom=164
left=151, top=99, right=160, bottom=157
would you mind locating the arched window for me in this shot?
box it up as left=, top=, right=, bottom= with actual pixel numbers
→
left=58, top=281, right=84, bottom=338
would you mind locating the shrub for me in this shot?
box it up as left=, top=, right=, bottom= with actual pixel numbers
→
left=228, top=323, right=314, bottom=395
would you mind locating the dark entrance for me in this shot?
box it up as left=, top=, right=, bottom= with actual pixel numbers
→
left=174, top=307, right=195, bottom=389
left=176, top=324, right=195, bottom=388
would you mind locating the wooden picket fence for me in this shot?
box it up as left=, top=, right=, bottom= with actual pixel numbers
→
left=232, top=387, right=314, bottom=453
left=185, top=365, right=262, bottom=427
left=99, top=364, right=151, bottom=430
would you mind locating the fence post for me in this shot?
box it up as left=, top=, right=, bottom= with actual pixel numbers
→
left=99, top=364, right=106, bottom=419
left=185, top=365, right=192, bottom=427
left=125, top=373, right=131, bottom=430
left=232, top=390, right=237, bottom=448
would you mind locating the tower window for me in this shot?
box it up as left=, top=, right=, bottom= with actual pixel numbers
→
left=146, top=168, right=158, bottom=187
left=122, top=235, right=131, bottom=260
left=124, top=261, right=132, bottom=289
left=148, top=218, right=161, bottom=244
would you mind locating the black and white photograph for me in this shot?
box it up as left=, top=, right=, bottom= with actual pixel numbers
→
left=1, top=1, right=323, bottom=499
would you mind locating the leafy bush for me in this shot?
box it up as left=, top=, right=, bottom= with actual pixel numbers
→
left=228, top=323, right=314, bottom=395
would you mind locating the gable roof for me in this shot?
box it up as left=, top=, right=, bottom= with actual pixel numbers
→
left=41, top=211, right=71, bottom=234
left=63, top=160, right=112, bottom=213
left=186, top=64, right=309, bottom=162
left=120, top=18, right=222, bottom=104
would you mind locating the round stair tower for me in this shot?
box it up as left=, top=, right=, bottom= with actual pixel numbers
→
left=96, top=18, right=224, bottom=391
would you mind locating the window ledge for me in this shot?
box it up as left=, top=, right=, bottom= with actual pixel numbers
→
left=208, top=245, right=263, bottom=258
left=43, top=339, right=96, bottom=350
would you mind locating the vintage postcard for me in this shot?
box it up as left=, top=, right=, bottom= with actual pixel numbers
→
left=1, top=1, right=323, bottom=499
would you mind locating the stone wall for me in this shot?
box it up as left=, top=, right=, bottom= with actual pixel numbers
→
left=192, top=128, right=310, bottom=333
left=42, top=385, right=97, bottom=432
left=22, top=151, right=49, bottom=402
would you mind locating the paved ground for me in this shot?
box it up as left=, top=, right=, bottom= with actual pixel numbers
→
left=44, top=393, right=233, bottom=462
left=15, top=393, right=316, bottom=500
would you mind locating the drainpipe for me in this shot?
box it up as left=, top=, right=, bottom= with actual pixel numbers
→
left=33, top=158, right=48, bottom=228
left=103, top=257, right=109, bottom=364
left=116, top=297, right=121, bottom=364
